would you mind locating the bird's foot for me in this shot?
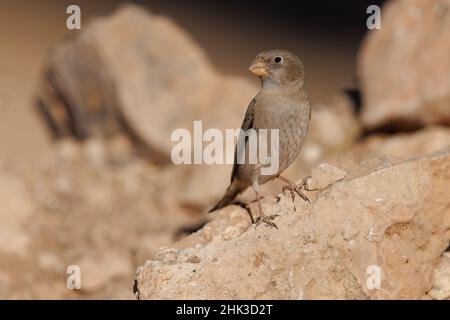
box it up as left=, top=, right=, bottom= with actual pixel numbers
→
left=282, top=176, right=311, bottom=204
left=255, top=212, right=279, bottom=229
left=250, top=183, right=279, bottom=229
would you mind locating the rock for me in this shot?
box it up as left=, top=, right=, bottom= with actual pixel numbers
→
left=363, top=126, right=450, bottom=158
left=37, top=4, right=259, bottom=209
left=358, top=0, right=450, bottom=130
left=106, top=134, right=136, bottom=165
left=82, top=137, right=107, bottom=167
left=0, top=271, right=11, bottom=299
left=38, top=4, right=256, bottom=164
left=429, top=252, right=450, bottom=300
left=342, top=126, right=450, bottom=164
left=135, top=150, right=450, bottom=299
left=271, top=93, right=361, bottom=201
left=306, top=163, right=347, bottom=190
left=193, top=93, right=361, bottom=209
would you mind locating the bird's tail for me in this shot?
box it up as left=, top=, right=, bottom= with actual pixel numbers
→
left=208, top=180, right=243, bottom=213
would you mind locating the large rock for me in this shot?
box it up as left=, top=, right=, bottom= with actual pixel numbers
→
left=135, top=150, right=450, bottom=299
left=38, top=4, right=256, bottom=164
left=358, top=0, right=450, bottom=130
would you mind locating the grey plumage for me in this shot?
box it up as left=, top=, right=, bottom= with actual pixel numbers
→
left=210, top=49, right=311, bottom=226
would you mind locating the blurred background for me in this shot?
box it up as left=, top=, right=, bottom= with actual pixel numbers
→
left=0, top=0, right=384, bottom=158
left=2, top=0, right=450, bottom=300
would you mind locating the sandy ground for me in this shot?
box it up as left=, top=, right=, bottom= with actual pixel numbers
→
left=0, top=0, right=362, bottom=159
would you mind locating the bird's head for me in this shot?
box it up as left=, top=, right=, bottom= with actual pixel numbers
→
left=248, top=49, right=305, bottom=88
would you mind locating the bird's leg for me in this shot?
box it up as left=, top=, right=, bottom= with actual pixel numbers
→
left=252, top=182, right=279, bottom=229
left=278, top=175, right=311, bottom=204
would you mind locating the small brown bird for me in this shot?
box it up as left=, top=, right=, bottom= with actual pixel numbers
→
left=209, top=49, right=311, bottom=228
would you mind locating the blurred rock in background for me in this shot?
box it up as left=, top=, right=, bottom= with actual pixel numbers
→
left=135, top=152, right=450, bottom=299
left=429, top=252, right=450, bottom=300
left=0, top=140, right=205, bottom=299
left=358, top=0, right=450, bottom=130
left=37, top=4, right=366, bottom=209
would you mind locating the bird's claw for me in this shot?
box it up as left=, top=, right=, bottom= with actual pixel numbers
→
left=282, top=176, right=311, bottom=204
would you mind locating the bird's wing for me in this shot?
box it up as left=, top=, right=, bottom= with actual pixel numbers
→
left=230, top=98, right=256, bottom=183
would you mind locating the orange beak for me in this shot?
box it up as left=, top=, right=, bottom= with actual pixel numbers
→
left=248, top=58, right=268, bottom=77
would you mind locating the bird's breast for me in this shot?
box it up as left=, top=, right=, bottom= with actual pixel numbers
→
left=254, top=95, right=310, bottom=172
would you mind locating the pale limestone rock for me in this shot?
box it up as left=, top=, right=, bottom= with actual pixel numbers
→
left=135, top=151, right=450, bottom=300
left=306, top=162, right=347, bottom=190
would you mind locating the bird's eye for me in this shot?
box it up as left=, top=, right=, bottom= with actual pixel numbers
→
left=274, top=56, right=283, bottom=64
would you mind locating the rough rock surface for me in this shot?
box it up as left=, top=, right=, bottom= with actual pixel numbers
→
left=358, top=0, right=450, bottom=129
left=135, top=150, right=450, bottom=299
